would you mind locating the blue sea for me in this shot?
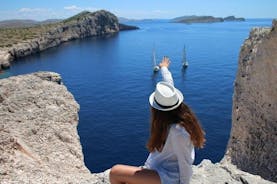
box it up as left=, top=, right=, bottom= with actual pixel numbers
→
left=0, top=19, right=273, bottom=172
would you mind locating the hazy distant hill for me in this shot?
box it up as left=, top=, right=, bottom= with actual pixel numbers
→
left=0, top=19, right=62, bottom=28
left=171, top=15, right=245, bottom=23
left=118, top=17, right=160, bottom=23
left=223, top=16, right=245, bottom=21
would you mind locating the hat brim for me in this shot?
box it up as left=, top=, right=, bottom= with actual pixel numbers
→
left=149, top=88, right=183, bottom=111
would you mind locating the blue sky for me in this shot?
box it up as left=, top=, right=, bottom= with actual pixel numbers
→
left=0, top=0, right=276, bottom=20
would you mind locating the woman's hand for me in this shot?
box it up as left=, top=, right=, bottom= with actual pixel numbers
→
left=159, top=56, right=171, bottom=68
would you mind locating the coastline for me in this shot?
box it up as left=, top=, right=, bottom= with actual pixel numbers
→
left=0, top=10, right=138, bottom=71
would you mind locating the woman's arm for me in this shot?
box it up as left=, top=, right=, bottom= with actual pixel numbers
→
left=171, top=130, right=194, bottom=184
left=159, top=57, right=174, bottom=86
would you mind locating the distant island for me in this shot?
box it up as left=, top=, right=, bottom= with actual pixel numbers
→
left=171, top=15, right=245, bottom=23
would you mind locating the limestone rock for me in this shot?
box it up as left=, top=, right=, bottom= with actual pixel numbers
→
left=0, top=72, right=97, bottom=183
left=0, top=50, right=12, bottom=70
left=93, top=160, right=275, bottom=184
left=225, top=19, right=277, bottom=181
left=191, top=159, right=275, bottom=184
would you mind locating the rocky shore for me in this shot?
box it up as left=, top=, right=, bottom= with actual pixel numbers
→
left=0, top=20, right=276, bottom=184
left=0, top=10, right=138, bottom=71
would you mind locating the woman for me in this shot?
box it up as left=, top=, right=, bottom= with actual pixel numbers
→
left=109, top=57, right=205, bottom=184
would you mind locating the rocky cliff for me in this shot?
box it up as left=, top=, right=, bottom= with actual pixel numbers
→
left=225, top=19, right=277, bottom=182
left=0, top=10, right=120, bottom=70
left=0, top=72, right=98, bottom=183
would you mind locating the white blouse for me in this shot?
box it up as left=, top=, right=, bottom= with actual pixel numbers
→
left=144, top=67, right=195, bottom=184
left=144, top=124, right=195, bottom=184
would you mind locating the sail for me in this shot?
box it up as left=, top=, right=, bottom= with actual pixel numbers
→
left=182, top=45, right=188, bottom=67
left=152, top=46, right=159, bottom=72
left=152, top=48, right=156, bottom=67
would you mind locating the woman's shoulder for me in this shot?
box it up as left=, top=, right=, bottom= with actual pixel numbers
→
left=169, top=123, right=190, bottom=138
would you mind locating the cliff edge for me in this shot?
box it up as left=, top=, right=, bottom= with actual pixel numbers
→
left=0, top=72, right=102, bottom=183
left=225, top=19, right=277, bottom=182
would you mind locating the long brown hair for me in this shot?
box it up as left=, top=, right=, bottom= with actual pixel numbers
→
left=147, top=103, right=205, bottom=152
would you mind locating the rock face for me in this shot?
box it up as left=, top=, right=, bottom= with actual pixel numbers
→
left=0, top=10, right=120, bottom=70
left=191, top=159, right=275, bottom=184
left=0, top=72, right=99, bottom=183
left=225, top=20, right=277, bottom=182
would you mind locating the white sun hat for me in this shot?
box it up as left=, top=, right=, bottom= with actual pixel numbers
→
left=149, top=82, right=183, bottom=111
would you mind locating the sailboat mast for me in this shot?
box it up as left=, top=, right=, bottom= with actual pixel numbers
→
left=152, top=45, right=160, bottom=72
left=182, top=45, right=186, bottom=63
left=182, top=45, right=188, bottom=68
left=152, top=47, right=156, bottom=66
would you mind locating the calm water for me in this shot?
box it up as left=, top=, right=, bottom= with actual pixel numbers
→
left=1, top=19, right=272, bottom=172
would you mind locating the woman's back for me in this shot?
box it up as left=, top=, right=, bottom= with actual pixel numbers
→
left=145, top=123, right=194, bottom=184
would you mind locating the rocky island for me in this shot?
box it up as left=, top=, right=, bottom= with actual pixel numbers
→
left=224, top=16, right=245, bottom=21
left=0, top=10, right=138, bottom=70
left=171, top=15, right=245, bottom=23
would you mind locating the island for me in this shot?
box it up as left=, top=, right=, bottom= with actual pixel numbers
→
left=0, top=10, right=139, bottom=70
left=224, top=16, right=245, bottom=21
left=171, top=15, right=245, bottom=23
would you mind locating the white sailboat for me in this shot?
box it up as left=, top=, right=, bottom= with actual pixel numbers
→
left=152, top=47, right=160, bottom=72
left=182, top=45, right=188, bottom=68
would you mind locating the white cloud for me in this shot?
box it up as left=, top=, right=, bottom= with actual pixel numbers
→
left=4, top=8, right=58, bottom=21
left=64, top=5, right=98, bottom=12
left=0, top=6, right=100, bottom=21
left=64, top=5, right=82, bottom=11
left=19, top=8, right=50, bottom=13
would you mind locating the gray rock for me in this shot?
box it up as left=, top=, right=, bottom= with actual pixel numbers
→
left=0, top=72, right=98, bottom=183
left=225, top=19, right=277, bottom=182
left=0, top=50, right=12, bottom=70
left=190, top=159, right=274, bottom=184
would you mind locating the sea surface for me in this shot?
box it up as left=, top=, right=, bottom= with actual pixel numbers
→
left=0, top=19, right=273, bottom=172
